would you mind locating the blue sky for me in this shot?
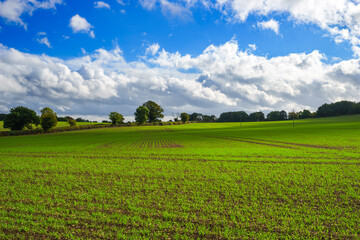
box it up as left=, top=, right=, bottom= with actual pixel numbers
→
left=1, top=0, right=360, bottom=121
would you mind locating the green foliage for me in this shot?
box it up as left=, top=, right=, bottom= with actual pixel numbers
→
left=0, top=113, right=7, bottom=121
left=300, top=109, right=312, bottom=119
left=65, top=116, right=77, bottom=127
left=189, top=112, right=203, bottom=121
left=134, top=106, right=150, bottom=125
left=40, top=107, right=58, bottom=131
left=248, top=112, right=265, bottom=122
left=75, top=117, right=90, bottom=122
left=3, top=106, right=40, bottom=131
left=188, top=113, right=215, bottom=122
left=142, top=101, right=164, bottom=122
left=217, top=111, right=249, bottom=122
left=109, top=112, right=124, bottom=125
left=180, top=112, right=189, bottom=123
left=317, top=100, right=360, bottom=117
left=266, top=110, right=288, bottom=121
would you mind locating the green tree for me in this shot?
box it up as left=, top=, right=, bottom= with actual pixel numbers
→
left=180, top=112, right=189, bottom=123
left=142, top=101, right=164, bottom=122
left=65, top=116, right=77, bottom=127
left=41, top=107, right=57, bottom=131
left=0, top=113, right=7, bottom=121
left=280, top=110, right=288, bottom=120
left=299, top=109, right=312, bottom=119
left=109, top=112, right=124, bottom=125
left=3, top=106, right=40, bottom=131
left=135, top=106, right=150, bottom=125
left=249, top=112, right=265, bottom=122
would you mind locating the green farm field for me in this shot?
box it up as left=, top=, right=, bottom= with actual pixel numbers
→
left=1, top=115, right=360, bottom=238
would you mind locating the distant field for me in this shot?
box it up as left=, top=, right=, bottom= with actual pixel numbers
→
left=1, top=115, right=360, bottom=238
left=0, top=121, right=108, bottom=131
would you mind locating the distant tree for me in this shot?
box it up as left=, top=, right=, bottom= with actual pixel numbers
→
left=239, top=111, right=249, bottom=122
left=56, top=116, right=67, bottom=122
left=0, top=113, right=7, bottom=121
left=299, top=109, right=312, bottom=119
left=180, top=112, right=189, bottom=123
left=3, top=106, right=40, bottom=131
left=217, top=111, right=248, bottom=122
left=142, top=101, right=164, bottom=122
left=288, top=111, right=299, bottom=120
left=249, top=112, right=265, bottom=122
left=280, top=110, right=288, bottom=120
left=40, top=107, right=57, bottom=131
left=317, top=103, right=336, bottom=117
left=266, top=111, right=280, bottom=121
left=75, top=118, right=89, bottom=122
left=317, top=100, right=360, bottom=117
left=102, top=120, right=111, bottom=123
left=203, top=115, right=211, bottom=122
left=65, top=116, right=77, bottom=127
left=189, top=113, right=203, bottom=122
left=135, top=106, right=150, bottom=125
left=109, top=112, right=124, bottom=125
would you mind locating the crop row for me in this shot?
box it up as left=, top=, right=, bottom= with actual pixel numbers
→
left=129, top=138, right=183, bottom=148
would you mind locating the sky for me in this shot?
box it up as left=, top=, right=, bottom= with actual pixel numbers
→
left=1, top=0, right=360, bottom=121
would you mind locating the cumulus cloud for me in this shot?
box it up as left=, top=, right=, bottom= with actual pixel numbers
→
left=94, top=1, right=110, bottom=9
left=0, top=0, right=62, bottom=27
left=69, top=14, right=95, bottom=38
left=257, top=19, right=279, bottom=35
left=1, top=40, right=360, bottom=119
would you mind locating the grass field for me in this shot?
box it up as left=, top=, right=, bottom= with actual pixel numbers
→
left=0, top=121, right=108, bottom=131
left=1, top=116, right=360, bottom=238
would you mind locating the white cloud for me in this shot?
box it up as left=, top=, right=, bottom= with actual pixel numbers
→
left=81, top=48, right=87, bottom=55
left=116, top=0, right=125, bottom=5
left=352, top=46, right=360, bottom=58
left=94, top=1, right=110, bottom=9
left=138, top=0, right=360, bottom=55
left=69, top=14, right=95, bottom=38
left=146, top=43, right=160, bottom=55
left=248, top=43, right=257, bottom=51
left=257, top=19, right=279, bottom=35
left=212, top=0, right=360, bottom=55
left=0, top=0, right=62, bottom=27
left=139, top=0, right=157, bottom=10
left=37, top=37, right=51, bottom=48
left=139, top=0, right=192, bottom=20
left=1, top=40, right=360, bottom=118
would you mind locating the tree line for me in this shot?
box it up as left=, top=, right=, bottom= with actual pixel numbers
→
left=1, top=100, right=360, bottom=131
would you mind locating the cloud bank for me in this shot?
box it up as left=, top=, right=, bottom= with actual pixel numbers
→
left=0, top=0, right=63, bottom=27
left=0, top=41, right=359, bottom=119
